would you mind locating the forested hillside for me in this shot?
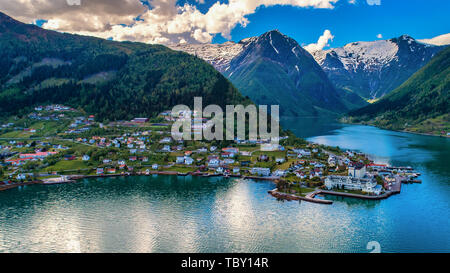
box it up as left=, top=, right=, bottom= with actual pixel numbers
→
left=0, top=12, right=248, bottom=121
left=347, top=46, right=450, bottom=135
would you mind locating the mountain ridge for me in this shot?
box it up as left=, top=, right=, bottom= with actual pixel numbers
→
left=308, top=35, right=446, bottom=99
left=172, top=30, right=355, bottom=117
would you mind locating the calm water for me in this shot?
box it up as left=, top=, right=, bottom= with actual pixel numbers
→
left=0, top=119, right=449, bottom=253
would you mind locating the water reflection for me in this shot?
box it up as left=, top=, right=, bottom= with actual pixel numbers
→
left=0, top=121, right=449, bottom=253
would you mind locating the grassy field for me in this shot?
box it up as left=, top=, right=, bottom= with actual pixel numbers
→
left=277, top=159, right=297, bottom=170
left=44, top=160, right=89, bottom=172
left=332, top=188, right=368, bottom=195
left=164, top=165, right=198, bottom=173
left=251, top=150, right=287, bottom=158
left=0, top=130, right=32, bottom=138
left=283, top=186, right=315, bottom=197
left=32, top=121, right=71, bottom=137
left=237, top=145, right=260, bottom=152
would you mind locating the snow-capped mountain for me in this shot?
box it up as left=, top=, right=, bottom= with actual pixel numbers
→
left=171, top=30, right=351, bottom=117
left=308, top=35, right=446, bottom=99
left=170, top=41, right=244, bottom=73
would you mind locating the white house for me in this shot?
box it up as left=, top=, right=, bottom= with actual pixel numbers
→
left=292, top=149, right=311, bottom=158
left=296, top=172, right=306, bottom=179
left=208, top=158, right=220, bottom=168
left=328, top=156, right=337, bottom=167
left=273, top=170, right=286, bottom=177
left=260, top=143, right=279, bottom=151
left=223, top=159, right=235, bottom=165
left=325, top=175, right=380, bottom=194
left=176, top=156, right=185, bottom=164
left=160, top=137, right=172, bottom=144
left=152, top=164, right=159, bottom=170
left=275, top=158, right=285, bottom=164
left=348, top=163, right=366, bottom=178
left=17, top=174, right=27, bottom=180
left=250, top=167, right=271, bottom=176
left=82, top=155, right=90, bottom=161
left=184, top=157, right=194, bottom=165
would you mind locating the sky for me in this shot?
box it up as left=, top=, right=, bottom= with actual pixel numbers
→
left=0, top=0, right=449, bottom=49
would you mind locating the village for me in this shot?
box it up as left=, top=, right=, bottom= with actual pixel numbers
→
left=0, top=104, right=422, bottom=204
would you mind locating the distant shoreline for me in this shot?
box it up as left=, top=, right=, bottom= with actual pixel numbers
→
left=340, top=120, right=449, bottom=138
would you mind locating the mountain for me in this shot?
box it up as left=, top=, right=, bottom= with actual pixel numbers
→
left=347, top=46, right=450, bottom=135
left=309, top=35, right=446, bottom=100
left=172, top=30, right=360, bottom=117
left=418, top=33, right=450, bottom=46
left=0, top=12, right=248, bottom=121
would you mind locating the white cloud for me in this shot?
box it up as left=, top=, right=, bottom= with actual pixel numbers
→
left=304, top=29, right=334, bottom=53
left=366, top=0, right=381, bottom=5
left=418, top=33, right=450, bottom=46
left=0, top=0, right=340, bottom=44
left=377, top=33, right=383, bottom=39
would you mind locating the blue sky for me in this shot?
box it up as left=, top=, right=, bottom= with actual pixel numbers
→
left=9, top=0, right=450, bottom=47
left=211, top=0, right=450, bottom=47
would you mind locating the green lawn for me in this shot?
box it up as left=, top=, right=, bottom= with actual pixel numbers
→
left=0, top=130, right=32, bottom=138
left=44, top=160, right=89, bottom=172
left=277, top=158, right=297, bottom=170
left=237, top=145, right=260, bottom=152
left=332, top=188, right=368, bottom=195
left=251, top=150, right=287, bottom=158
left=164, top=165, right=198, bottom=173
left=282, top=186, right=315, bottom=197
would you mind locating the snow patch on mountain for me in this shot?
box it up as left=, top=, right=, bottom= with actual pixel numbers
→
left=169, top=41, right=244, bottom=73
left=269, top=32, right=279, bottom=54
left=309, top=39, right=399, bottom=72
left=418, top=33, right=450, bottom=46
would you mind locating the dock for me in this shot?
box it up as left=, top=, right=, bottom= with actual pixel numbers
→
left=268, top=189, right=333, bottom=205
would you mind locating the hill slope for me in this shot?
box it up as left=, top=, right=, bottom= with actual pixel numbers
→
left=0, top=12, right=248, bottom=121
left=347, top=46, right=450, bottom=135
left=309, top=35, right=445, bottom=100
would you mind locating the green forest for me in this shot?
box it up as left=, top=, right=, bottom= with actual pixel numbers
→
left=0, top=12, right=249, bottom=121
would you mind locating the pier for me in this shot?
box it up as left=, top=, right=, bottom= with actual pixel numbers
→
left=268, top=189, right=333, bottom=205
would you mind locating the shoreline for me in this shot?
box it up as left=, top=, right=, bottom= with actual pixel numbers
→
left=1, top=171, right=404, bottom=206
left=268, top=187, right=401, bottom=205
left=341, top=120, right=449, bottom=138
left=0, top=171, right=283, bottom=192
